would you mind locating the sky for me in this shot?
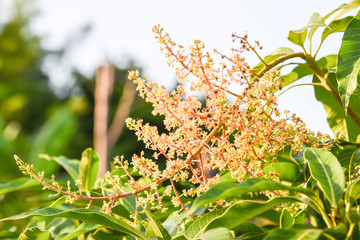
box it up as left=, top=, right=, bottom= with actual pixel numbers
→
left=10, top=0, right=355, bottom=135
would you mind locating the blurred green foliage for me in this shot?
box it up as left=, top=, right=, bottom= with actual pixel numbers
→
left=0, top=1, right=163, bottom=230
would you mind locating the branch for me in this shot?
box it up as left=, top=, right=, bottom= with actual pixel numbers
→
left=16, top=124, right=222, bottom=202
left=257, top=51, right=360, bottom=129
left=304, top=54, right=360, bottom=129
left=257, top=52, right=306, bottom=78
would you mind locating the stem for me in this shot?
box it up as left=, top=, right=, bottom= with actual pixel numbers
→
left=242, top=37, right=268, bottom=67
left=276, top=83, right=324, bottom=98
left=346, top=223, right=355, bottom=240
left=257, top=52, right=306, bottom=78
left=257, top=51, right=360, bottom=130
left=309, top=195, right=334, bottom=228
left=20, top=125, right=222, bottom=202
left=199, top=154, right=207, bottom=183
left=304, top=54, right=360, bottom=129
left=170, top=178, right=186, bottom=210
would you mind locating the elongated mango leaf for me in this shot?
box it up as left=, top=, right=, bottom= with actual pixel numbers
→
left=0, top=230, right=19, bottom=239
left=1, top=207, right=148, bottom=240
left=263, top=147, right=302, bottom=182
left=29, top=107, right=77, bottom=174
left=321, top=16, right=353, bottom=43
left=281, top=54, right=337, bottom=88
left=313, top=74, right=360, bottom=142
left=305, top=13, right=329, bottom=41
left=304, top=148, right=345, bottom=206
left=40, top=154, right=79, bottom=181
left=336, top=10, right=360, bottom=111
left=172, top=234, right=191, bottom=240
left=144, top=210, right=171, bottom=240
left=345, top=177, right=360, bottom=207
left=91, top=228, right=126, bottom=240
left=280, top=209, right=295, bottom=229
left=190, top=178, right=314, bottom=211
left=348, top=148, right=360, bottom=181
left=253, top=47, right=294, bottom=74
left=288, top=29, right=308, bottom=48
left=79, top=148, right=99, bottom=191
left=0, top=177, right=39, bottom=195
left=169, top=178, right=312, bottom=235
left=18, top=227, right=53, bottom=240
left=304, top=13, right=328, bottom=30
left=232, top=221, right=265, bottom=235
left=170, top=178, right=317, bottom=235
left=281, top=65, right=314, bottom=87
left=196, top=228, right=233, bottom=240
left=49, top=195, right=132, bottom=221
left=323, top=223, right=347, bottom=240
left=332, top=145, right=360, bottom=181
left=57, top=222, right=100, bottom=240
left=350, top=207, right=360, bottom=223
left=186, top=197, right=302, bottom=239
left=264, top=226, right=322, bottom=240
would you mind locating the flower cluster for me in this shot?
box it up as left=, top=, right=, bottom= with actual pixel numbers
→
left=123, top=25, right=331, bottom=206
left=15, top=25, right=332, bottom=218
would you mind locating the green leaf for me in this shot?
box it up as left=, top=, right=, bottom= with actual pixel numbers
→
left=264, top=225, right=322, bottom=240
left=172, top=234, right=191, bottom=240
left=196, top=228, right=234, bottom=240
left=336, top=10, right=360, bottom=111
left=321, top=16, right=353, bottom=43
left=351, top=222, right=360, bottom=239
left=253, top=47, right=294, bottom=74
left=303, top=13, right=329, bottom=41
left=49, top=195, right=132, bottom=221
left=186, top=197, right=302, bottom=239
left=288, top=29, right=308, bottom=48
left=281, top=65, right=314, bottom=87
left=190, top=178, right=315, bottom=211
left=280, top=209, right=295, bottom=229
left=322, top=223, right=347, bottom=240
left=232, top=221, right=265, bottom=235
left=263, top=147, right=301, bottom=182
left=317, top=54, right=338, bottom=70
left=170, top=178, right=314, bottom=235
left=313, top=74, right=360, bottom=142
left=281, top=54, right=336, bottom=88
left=171, top=179, right=318, bottom=235
left=79, top=148, right=99, bottom=191
left=56, top=222, right=100, bottom=240
left=333, top=145, right=360, bottom=181
left=348, top=147, right=360, bottom=181
left=304, top=148, right=345, bottom=206
left=18, top=227, right=53, bottom=240
left=346, top=177, right=360, bottom=208
left=0, top=177, right=39, bottom=195
left=29, top=107, right=77, bottom=173
left=239, top=232, right=266, bottom=240
left=0, top=230, right=19, bottom=239
left=271, top=47, right=295, bottom=55
left=1, top=207, right=148, bottom=240
left=91, top=228, right=126, bottom=240
left=40, top=154, right=79, bottom=181
left=303, top=13, right=328, bottom=30
left=144, top=210, right=171, bottom=240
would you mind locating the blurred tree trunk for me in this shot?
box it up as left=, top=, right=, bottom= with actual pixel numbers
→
left=94, top=63, right=114, bottom=177
left=94, top=63, right=136, bottom=177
